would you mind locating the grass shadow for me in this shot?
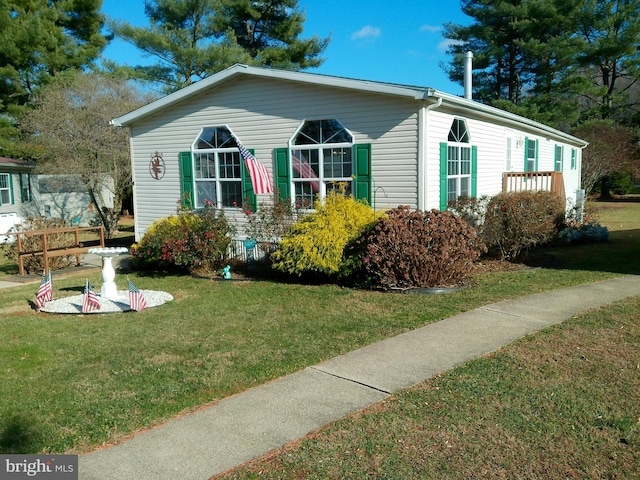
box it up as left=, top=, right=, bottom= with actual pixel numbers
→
left=0, top=413, right=42, bottom=454
left=524, top=228, right=640, bottom=275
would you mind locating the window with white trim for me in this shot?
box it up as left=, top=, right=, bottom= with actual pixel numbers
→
left=192, top=126, right=243, bottom=208
left=447, top=119, right=472, bottom=203
left=526, top=138, right=537, bottom=171
left=554, top=145, right=563, bottom=172
left=290, top=119, right=354, bottom=206
left=506, top=137, right=512, bottom=171
left=0, top=173, right=10, bottom=205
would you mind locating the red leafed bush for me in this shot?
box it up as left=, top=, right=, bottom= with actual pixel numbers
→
left=348, top=206, right=486, bottom=289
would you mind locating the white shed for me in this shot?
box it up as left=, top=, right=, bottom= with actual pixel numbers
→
left=111, top=64, right=587, bottom=241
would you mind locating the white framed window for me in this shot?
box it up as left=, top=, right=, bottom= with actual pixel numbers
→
left=447, top=145, right=472, bottom=203
left=447, top=119, right=472, bottom=203
left=0, top=173, right=11, bottom=205
left=191, top=126, right=243, bottom=208
left=554, top=145, right=563, bottom=172
left=290, top=119, right=354, bottom=206
left=525, top=138, right=537, bottom=172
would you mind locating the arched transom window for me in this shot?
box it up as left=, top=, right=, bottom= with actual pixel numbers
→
left=191, top=126, right=243, bottom=208
left=290, top=119, right=354, bottom=206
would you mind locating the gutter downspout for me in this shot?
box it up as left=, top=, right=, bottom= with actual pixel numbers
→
left=418, top=95, right=443, bottom=211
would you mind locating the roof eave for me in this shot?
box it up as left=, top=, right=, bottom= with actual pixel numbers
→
left=426, top=90, right=589, bottom=147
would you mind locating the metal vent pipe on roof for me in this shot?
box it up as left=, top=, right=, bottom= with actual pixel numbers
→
left=464, top=51, right=473, bottom=100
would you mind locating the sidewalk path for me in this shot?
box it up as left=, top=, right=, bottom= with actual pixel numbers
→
left=78, top=275, right=640, bottom=480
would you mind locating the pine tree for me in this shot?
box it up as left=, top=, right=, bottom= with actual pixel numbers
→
left=0, top=0, right=107, bottom=155
left=110, top=0, right=329, bottom=92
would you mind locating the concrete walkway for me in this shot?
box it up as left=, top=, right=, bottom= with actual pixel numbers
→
left=78, top=275, right=640, bottom=480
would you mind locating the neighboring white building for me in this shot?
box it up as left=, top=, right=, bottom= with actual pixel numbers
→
left=0, top=157, right=34, bottom=241
left=0, top=156, right=115, bottom=241
left=22, top=174, right=115, bottom=226
left=111, top=64, right=587, bottom=241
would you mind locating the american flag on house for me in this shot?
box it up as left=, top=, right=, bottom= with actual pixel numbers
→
left=35, top=272, right=53, bottom=310
left=82, top=279, right=101, bottom=313
left=128, top=277, right=148, bottom=312
left=237, top=142, right=273, bottom=195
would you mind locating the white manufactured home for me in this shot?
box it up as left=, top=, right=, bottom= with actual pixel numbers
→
left=111, top=64, right=587, bottom=241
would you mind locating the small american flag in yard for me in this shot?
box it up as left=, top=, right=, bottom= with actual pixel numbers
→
left=128, top=277, right=147, bottom=312
left=237, top=141, right=273, bottom=195
left=35, top=272, right=53, bottom=309
left=82, top=279, right=100, bottom=313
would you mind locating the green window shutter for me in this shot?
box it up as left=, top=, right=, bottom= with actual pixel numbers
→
left=179, top=151, right=194, bottom=209
left=273, top=147, right=291, bottom=200
left=439, top=142, right=448, bottom=210
left=354, top=143, right=372, bottom=204
left=524, top=136, right=529, bottom=171
left=535, top=139, right=539, bottom=171
left=241, top=148, right=257, bottom=211
left=471, top=145, right=478, bottom=198
left=571, top=149, right=576, bottom=170
left=8, top=173, right=14, bottom=204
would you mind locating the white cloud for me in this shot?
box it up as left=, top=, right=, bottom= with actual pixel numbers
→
left=420, top=24, right=442, bottom=33
left=438, top=38, right=464, bottom=52
left=351, top=25, right=381, bottom=41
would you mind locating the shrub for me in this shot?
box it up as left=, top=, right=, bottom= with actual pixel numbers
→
left=4, top=217, right=76, bottom=273
left=483, top=191, right=566, bottom=260
left=447, top=195, right=491, bottom=232
left=558, top=221, right=609, bottom=245
left=130, top=202, right=235, bottom=273
left=242, top=192, right=303, bottom=256
left=270, top=189, right=379, bottom=277
left=347, top=207, right=486, bottom=289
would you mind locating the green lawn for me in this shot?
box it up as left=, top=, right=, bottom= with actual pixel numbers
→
left=0, top=201, right=638, bottom=462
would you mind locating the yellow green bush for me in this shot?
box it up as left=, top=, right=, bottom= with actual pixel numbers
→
left=271, top=190, right=381, bottom=277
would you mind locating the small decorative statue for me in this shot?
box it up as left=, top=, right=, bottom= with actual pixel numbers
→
left=222, top=265, right=232, bottom=280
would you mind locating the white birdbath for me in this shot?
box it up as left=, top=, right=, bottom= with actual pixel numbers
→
left=88, top=247, right=129, bottom=299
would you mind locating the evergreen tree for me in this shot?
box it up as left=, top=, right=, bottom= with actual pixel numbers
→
left=575, top=0, right=640, bottom=123
left=0, top=0, right=107, bottom=156
left=213, top=0, right=328, bottom=70
left=110, top=0, right=329, bottom=92
left=442, top=0, right=640, bottom=130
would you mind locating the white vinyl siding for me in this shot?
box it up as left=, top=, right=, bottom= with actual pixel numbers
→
left=129, top=76, right=419, bottom=239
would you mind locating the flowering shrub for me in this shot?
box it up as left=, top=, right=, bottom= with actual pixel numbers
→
left=558, top=221, right=609, bottom=245
left=130, top=202, right=235, bottom=273
left=4, top=217, right=76, bottom=273
left=270, top=189, right=380, bottom=277
left=346, top=207, right=485, bottom=289
left=447, top=195, right=491, bottom=232
left=483, top=191, right=565, bottom=260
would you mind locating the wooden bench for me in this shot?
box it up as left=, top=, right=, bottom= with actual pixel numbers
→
left=8, top=226, right=105, bottom=276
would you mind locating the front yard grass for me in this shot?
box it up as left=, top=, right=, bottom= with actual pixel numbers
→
left=0, top=200, right=638, bottom=461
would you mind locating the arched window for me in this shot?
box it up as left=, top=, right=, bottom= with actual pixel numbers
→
left=191, top=126, right=243, bottom=208
left=290, top=119, right=354, bottom=206
left=440, top=118, right=476, bottom=210
left=446, top=118, right=471, bottom=203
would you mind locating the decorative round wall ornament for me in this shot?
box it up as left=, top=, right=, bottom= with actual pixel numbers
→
left=149, top=151, right=166, bottom=180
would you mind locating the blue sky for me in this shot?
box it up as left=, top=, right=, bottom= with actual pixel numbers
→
left=101, top=1, right=471, bottom=95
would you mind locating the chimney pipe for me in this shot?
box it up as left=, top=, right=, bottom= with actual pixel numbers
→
left=464, top=51, right=473, bottom=100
